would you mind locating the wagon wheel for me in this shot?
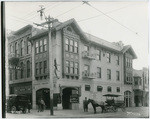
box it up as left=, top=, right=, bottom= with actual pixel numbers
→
left=121, top=104, right=126, bottom=112
left=11, top=106, right=16, bottom=114
left=112, top=106, right=118, bottom=112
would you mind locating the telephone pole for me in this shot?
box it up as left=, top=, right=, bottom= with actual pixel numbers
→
left=35, top=6, right=57, bottom=115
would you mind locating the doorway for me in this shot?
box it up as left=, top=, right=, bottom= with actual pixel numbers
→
left=124, top=91, right=131, bottom=107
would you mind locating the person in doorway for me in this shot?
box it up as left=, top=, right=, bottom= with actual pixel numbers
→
left=83, top=97, right=88, bottom=112
left=37, top=99, right=41, bottom=112
left=40, top=98, right=45, bottom=112
left=27, top=100, right=31, bottom=113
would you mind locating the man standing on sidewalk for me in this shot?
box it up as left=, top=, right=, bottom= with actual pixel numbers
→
left=83, top=97, right=88, bottom=112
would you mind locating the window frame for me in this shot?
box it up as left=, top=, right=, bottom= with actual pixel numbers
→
left=97, top=86, right=103, bottom=92
left=97, top=67, right=101, bottom=78
left=107, top=69, right=111, bottom=80
left=85, top=85, right=91, bottom=91
left=116, top=71, right=120, bottom=81
left=107, top=86, right=112, bottom=92
left=106, top=52, right=111, bottom=63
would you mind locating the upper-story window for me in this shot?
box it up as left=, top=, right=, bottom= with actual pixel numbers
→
left=106, top=52, right=111, bottom=63
left=39, top=62, right=42, bottom=74
left=15, top=42, right=18, bottom=56
left=84, top=45, right=89, bottom=52
left=43, top=60, right=47, bottom=74
left=65, top=38, right=69, bottom=51
left=35, top=41, right=39, bottom=54
left=10, top=44, right=13, bottom=53
left=74, top=41, right=78, bottom=53
left=70, top=40, right=74, bottom=52
left=116, top=55, right=119, bottom=65
left=43, top=39, right=47, bottom=52
left=35, top=63, right=39, bottom=75
left=97, top=67, right=101, bottom=78
left=66, top=61, right=69, bottom=73
left=96, top=49, right=101, bottom=60
left=84, top=65, right=89, bottom=73
left=117, top=87, right=120, bottom=92
left=20, top=40, right=24, bottom=56
left=107, top=86, right=112, bottom=92
left=27, top=41, right=31, bottom=54
left=20, top=62, right=24, bottom=78
left=107, top=69, right=111, bottom=80
left=39, top=40, right=43, bottom=53
left=116, top=71, right=120, bottom=81
left=15, top=70, right=18, bottom=80
left=85, top=85, right=90, bottom=91
left=70, top=61, right=74, bottom=74
left=27, top=60, right=30, bottom=78
left=74, top=62, right=79, bottom=74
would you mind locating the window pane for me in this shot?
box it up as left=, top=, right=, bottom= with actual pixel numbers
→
left=65, top=38, right=69, bottom=44
left=70, top=40, right=73, bottom=45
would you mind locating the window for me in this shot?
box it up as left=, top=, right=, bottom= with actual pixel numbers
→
left=70, top=61, right=74, bottom=74
left=15, top=70, right=18, bottom=80
left=74, top=41, right=78, bottom=53
left=39, top=62, right=42, bottom=74
left=107, top=86, right=112, bottom=92
left=35, top=41, right=39, bottom=53
left=84, top=45, right=89, bottom=51
left=66, top=61, right=69, bottom=73
left=97, top=86, right=103, bottom=92
left=10, top=87, right=14, bottom=94
left=43, top=61, right=47, bottom=73
left=85, top=85, right=90, bottom=91
left=97, top=67, right=101, bottom=78
left=84, top=65, right=89, bottom=73
left=10, top=44, right=13, bottom=53
left=116, top=55, right=119, bottom=65
left=96, top=50, right=101, bottom=60
left=35, top=63, right=38, bottom=75
left=43, top=39, right=47, bottom=51
left=106, top=52, right=111, bottom=63
left=10, top=69, right=12, bottom=80
left=117, top=87, right=120, bottom=92
left=27, top=41, right=31, bottom=54
left=39, top=40, right=43, bottom=52
left=65, top=38, right=69, bottom=51
left=116, top=71, right=120, bottom=81
left=70, top=40, right=74, bottom=52
left=20, top=62, right=24, bottom=78
left=20, top=40, right=24, bottom=56
left=74, top=62, right=79, bottom=74
left=15, top=42, right=18, bottom=56
left=107, top=69, right=111, bottom=80
left=27, top=61, right=30, bottom=78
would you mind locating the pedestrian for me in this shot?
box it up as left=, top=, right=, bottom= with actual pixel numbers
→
left=40, top=98, right=45, bottom=112
left=27, top=100, right=31, bottom=113
left=37, top=99, right=41, bottom=112
left=83, top=97, right=88, bottom=112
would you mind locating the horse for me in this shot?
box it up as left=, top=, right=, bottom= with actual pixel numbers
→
left=87, top=99, right=106, bottom=114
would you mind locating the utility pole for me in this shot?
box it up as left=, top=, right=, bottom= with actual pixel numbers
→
left=35, top=6, right=57, bottom=115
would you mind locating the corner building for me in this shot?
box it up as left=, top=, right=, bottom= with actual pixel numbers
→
left=8, top=19, right=137, bottom=110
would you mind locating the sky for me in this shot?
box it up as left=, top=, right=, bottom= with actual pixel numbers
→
left=5, top=1, right=149, bottom=70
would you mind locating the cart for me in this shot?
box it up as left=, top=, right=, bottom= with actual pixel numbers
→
left=103, top=94, right=126, bottom=112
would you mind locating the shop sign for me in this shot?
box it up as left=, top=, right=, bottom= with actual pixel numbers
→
left=70, top=94, right=79, bottom=103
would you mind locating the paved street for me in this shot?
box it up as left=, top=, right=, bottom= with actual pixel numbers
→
left=6, top=107, right=149, bottom=118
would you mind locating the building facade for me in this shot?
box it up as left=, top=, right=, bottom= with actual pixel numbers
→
left=8, top=19, right=140, bottom=110
left=133, top=68, right=149, bottom=107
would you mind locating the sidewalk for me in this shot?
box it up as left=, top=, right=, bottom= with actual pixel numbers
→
left=6, top=107, right=149, bottom=118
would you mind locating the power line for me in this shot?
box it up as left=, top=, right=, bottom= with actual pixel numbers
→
left=78, top=3, right=136, bottom=22
left=83, top=1, right=138, bottom=35
left=55, top=4, right=82, bottom=18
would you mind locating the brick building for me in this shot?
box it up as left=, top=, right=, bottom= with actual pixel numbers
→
left=7, top=18, right=140, bottom=110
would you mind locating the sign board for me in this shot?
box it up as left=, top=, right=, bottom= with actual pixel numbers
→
left=70, top=94, right=79, bottom=103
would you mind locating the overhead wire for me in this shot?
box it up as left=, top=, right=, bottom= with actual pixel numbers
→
left=77, top=3, right=137, bottom=22
left=83, top=2, right=139, bottom=35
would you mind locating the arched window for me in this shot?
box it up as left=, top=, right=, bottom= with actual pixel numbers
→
left=107, top=86, right=112, bottom=92
left=15, top=42, right=18, bottom=56
left=27, top=41, right=31, bottom=54
left=20, top=40, right=24, bottom=56
left=27, top=61, right=30, bottom=78
left=20, top=62, right=24, bottom=78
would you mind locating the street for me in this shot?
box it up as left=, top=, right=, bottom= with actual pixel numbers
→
left=6, top=107, right=149, bottom=118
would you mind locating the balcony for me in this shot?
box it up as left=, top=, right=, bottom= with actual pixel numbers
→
left=133, top=85, right=143, bottom=90
left=8, top=53, right=20, bottom=67
left=82, top=71, right=97, bottom=79
left=82, top=51, right=96, bottom=60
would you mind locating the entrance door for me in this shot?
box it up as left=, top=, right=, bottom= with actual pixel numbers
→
left=62, top=87, right=78, bottom=109
left=124, top=91, right=131, bottom=107
left=36, top=88, right=50, bottom=109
